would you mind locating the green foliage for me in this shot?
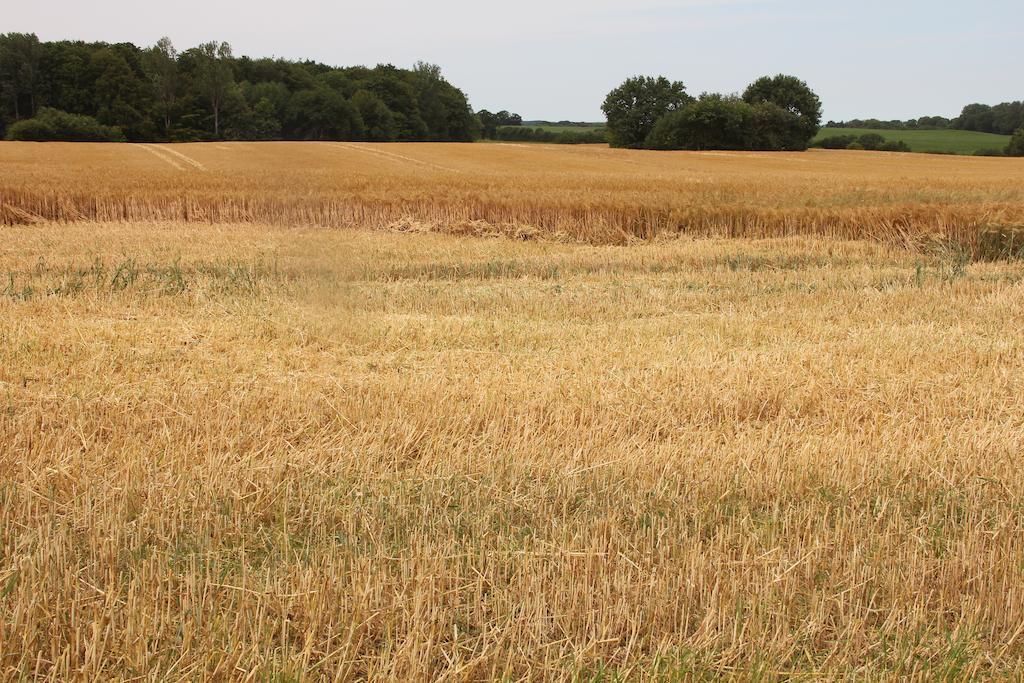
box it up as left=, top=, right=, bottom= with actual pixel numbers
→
left=351, top=90, right=397, bottom=141
left=0, top=33, right=478, bottom=143
left=879, top=140, right=912, bottom=152
left=817, top=134, right=856, bottom=149
left=831, top=103, right=1024, bottom=137
left=616, top=74, right=820, bottom=152
left=742, top=74, right=822, bottom=146
left=814, top=127, right=1012, bottom=154
left=5, top=106, right=125, bottom=141
left=954, top=101, right=1024, bottom=135
left=855, top=132, right=885, bottom=149
left=1007, top=128, right=1024, bottom=157
left=91, top=47, right=152, bottom=140
left=188, top=41, right=233, bottom=138
left=812, top=132, right=911, bottom=152
left=0, top=32, right=42, bottom=125
left=477, top=110, right=523, bottom=138
left=492, top=126, right=606, bottom=144
left=285, top=86, right=362, bottom=140
left=645, top=95, right=755, bottom=150
left=143, top=37, right=179, bottom=135
left=601, top=76, right=692, bottom=148
left=225, top=97, right=281, bottom=140
left=520, top=122, right=604, bottom=134
left=828, top=116, right=952, bottom=130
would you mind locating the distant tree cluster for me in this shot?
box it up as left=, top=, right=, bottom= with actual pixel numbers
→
left=492, top=126, right=606, bottom=144
left=829, top=101, right=1024, bottom=156
left=476, top=110, right=522, bottom=138
left=826, top=117, right=952, bottom=131
left=830, top=102, right=1024, bottom=137
left=602, top=75, right=822, bottom=151
left=952, top=102, right=1024, bottom=136
left=812, top=132, right=910, bottom=152
left=0, top=33, right=479, bottom=142
left=523, top=119, right=599, bottom=127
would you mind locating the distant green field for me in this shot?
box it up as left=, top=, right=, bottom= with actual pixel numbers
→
left=814, top=127, right=1011, bottom=154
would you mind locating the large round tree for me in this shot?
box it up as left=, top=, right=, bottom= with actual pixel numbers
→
left=742, top=75, right=822, bottom=149
left=601, top=76, right=692, bottom=148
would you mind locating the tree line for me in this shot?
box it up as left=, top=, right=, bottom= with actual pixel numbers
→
left=491, top=126, right=606, bottom=144
left=812, top=132, right=910, bottom=152
left=474, top=111, right=607, bottom=144
left=829, top=101, right=1024, bottom=137
left=476, top=110, right=522, bottom=139
left=0, top=33, right=479, bottom=142
left=601, top=75, right=822, bottom=151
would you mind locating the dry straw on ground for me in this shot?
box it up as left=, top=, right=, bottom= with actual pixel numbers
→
left=1, top=213, right=1023, bottom=678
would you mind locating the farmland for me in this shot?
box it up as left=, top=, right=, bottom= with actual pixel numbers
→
left=2, top=142, right=1024, bottom=253
left=814, top=127, right=1013, bottom=155
left=2, top=143, right=1024, bottom=678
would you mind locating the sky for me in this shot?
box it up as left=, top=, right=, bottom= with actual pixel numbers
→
left=6, top=0, right=1023, bottom=122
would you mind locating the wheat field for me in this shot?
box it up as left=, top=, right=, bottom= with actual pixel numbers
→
left=2, top=141, right=1024, bottom=252
left=2, top=144, right=1024, bottom=680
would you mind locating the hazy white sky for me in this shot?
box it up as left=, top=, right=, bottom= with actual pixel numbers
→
left=6, top=0, right=1022, bottom=121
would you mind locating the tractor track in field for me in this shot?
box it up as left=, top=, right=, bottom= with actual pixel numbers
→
left=137, top=144, right=206, bottom=171
left=330, top=142, right=460, bottom=173
left=138, top=144, right=185, bottom=171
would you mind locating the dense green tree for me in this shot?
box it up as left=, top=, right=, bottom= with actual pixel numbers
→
left=143, top=37, right=179, bottom=135
left=991, top=102, right=1024, bottom=135
left=742, top=74, right=821, bottom=146
left=855, top=133, right=885, bottom=150
left=915, top=116, right=952, bottom=130
left=38, top=41, right=94, bottom=117
left=493, top=126, right=605, bottom=144
left=351, top=89, right=397, bottom=141
left=412, top=61, right=451, bottom=139
left=955, top=104, right=995, bottom=133
left=477, top=109, right=497, bottom=138
left=748, top=102, right=806, bottom=150
left=239, top=80, right=290, bottom=123
left=955, top=102, right=1024, bottom=135
left=601, top=76, right=691, bottom=148
left=493, top=110, right=521, bottom=126
left=475, top=109, right=522, bottom=138
left=318, top=70, right=355, bottom=98
left=236, top=56, right=316, bottom=93
left=90, top=47, right=151, bottom=140
left=609, top=74, right=822, bottom=152
left=1007, top=128, right=1024, bottom=157
left=286, top=86, right=363, bottom=140
left=190, top=41, right=234, bottom=138
left=0, top=33, right=42, bottom=122
left=226, top=97, right=281, bottom=140
left=645, top=95, right=754, bottom=150
left=817, top=134, right=857, bottom=149
left=0, top=34, right=478, bottom=143
left=359, top=64, right=427, bottom=140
